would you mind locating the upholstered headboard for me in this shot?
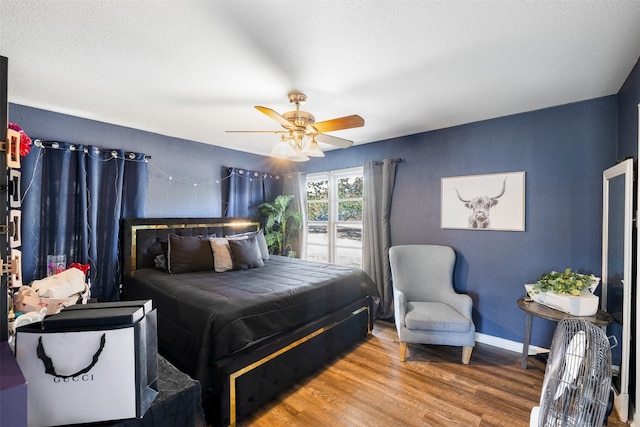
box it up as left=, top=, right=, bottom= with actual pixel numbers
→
left=121, top=217, right=261, bottom=276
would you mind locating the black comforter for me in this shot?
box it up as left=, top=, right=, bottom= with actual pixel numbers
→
left=122, top=255, right=377, bottom=381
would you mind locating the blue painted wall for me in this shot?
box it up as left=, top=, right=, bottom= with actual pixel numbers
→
left=618, top=56, right=640, bottom=160
left=616, top=56, right=639, bottom=405
left=9, top=104, right=284, bottom=218
left=9, top=88, right=632, bottom=348
left=296, top=96, right=619, bottom=346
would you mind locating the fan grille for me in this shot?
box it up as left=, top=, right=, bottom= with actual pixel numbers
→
left=537, top=318, right=612, bottom=427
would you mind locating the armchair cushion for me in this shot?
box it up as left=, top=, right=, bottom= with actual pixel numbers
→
left=405, top=302, right=473, bottom=333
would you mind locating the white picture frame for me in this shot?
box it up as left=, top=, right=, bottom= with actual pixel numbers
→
left=441, top=171, right=525, bottom=231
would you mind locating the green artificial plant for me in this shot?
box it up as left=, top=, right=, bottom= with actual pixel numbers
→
left=531, top=268, right=598, bottom=296
left=259, top=194, right=302, bottom=257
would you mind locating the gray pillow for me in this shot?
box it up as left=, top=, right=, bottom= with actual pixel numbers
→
left=255, top=229, right=270, bottom=261
left=167, top=234, right=214, bottom=274
left=227, top=229, right=270, bottom=261
left=228, top=236, right=265, bottom=270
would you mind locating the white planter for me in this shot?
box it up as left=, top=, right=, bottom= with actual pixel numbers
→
left=524, top=284, right=599, bottom=316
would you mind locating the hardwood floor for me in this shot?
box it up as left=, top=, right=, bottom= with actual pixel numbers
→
left=238, top=320, right=628, bottom=427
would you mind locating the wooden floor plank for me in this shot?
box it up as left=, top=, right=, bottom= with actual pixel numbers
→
left=237, top=320, right=628, bottom=427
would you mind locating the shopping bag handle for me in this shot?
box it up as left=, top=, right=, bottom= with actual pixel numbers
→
left=36, top=333, right=106, bottom=378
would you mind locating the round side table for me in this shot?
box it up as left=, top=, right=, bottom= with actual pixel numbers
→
left=517, top=297, right=612, bottom=369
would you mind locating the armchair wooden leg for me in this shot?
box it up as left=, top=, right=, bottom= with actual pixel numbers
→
left=399, top=342, right=408, bottom=362
left=462, top=346, right=473, bottom=364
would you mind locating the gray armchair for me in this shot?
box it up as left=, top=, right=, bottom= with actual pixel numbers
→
left=389, top=244, right=475, bottom=364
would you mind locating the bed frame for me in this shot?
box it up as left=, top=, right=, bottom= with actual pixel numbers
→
left=121, top=217, right=373, bottom=426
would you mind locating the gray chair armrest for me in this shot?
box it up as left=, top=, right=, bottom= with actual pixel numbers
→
left=393, top=288, right=407, bottom=329
left=441, top=291, right=474, bottom=320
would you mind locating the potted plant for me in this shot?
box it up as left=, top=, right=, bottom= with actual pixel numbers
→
left=525, top=268, right=600, bottom=316
left=259, top=195, right=302, bottom=257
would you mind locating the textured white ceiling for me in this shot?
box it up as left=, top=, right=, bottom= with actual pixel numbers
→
left=2, top=1, right=640, bottom=157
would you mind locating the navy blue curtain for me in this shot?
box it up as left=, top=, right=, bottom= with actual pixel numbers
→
left=223, top=167, right=282, bottom=218
left=21, top=142, right=148, bottom=301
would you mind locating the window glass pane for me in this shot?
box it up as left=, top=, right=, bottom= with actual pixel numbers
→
left=337, top=224, right=361, bottom=247
left=307, top=223, right=329, bottom=263
left=307, top=224, right=328, bottom=245
left=307, top=202, right=329, bottom=221
left=306, top=246, right=329, bottom=263
left=336, top=246, right=362, bottom=268
left=305, top=168, right=363, bottom=265
left=338, top=201, right=362, bottom=221
left=338, top=176, right=363, bottom=199
left=306, top=180, right=329, bottom=200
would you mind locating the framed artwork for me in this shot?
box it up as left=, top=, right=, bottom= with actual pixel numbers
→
left=441, top=171, right=525, bottom=231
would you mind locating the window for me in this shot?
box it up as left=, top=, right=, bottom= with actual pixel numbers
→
left=306, top=167, right=363, bottom=267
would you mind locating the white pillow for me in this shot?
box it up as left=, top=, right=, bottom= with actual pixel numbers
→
left=209, top=238, right=234, bottom=272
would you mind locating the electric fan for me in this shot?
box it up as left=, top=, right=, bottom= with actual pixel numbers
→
left=530, top=318, right=612, bottom=427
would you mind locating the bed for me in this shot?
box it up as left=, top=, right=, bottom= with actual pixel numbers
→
left=120, top=217, right=376, bottom=426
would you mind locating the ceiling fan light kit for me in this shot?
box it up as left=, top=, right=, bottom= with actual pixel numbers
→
left=270, top=135, right=308, bottom=162
left=301, top=137, right=325, bottom=158
left=228, top=91, right=364, bottom=161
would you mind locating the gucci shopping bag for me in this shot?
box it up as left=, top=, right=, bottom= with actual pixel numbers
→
left=15, top=303, right=158, bottom=427
left=63, top=299, right=158, bottom=403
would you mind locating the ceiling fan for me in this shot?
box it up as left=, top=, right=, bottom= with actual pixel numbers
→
left=226, top=91, right=364, bottom=162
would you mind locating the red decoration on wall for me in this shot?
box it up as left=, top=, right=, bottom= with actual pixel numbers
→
left=8, top=122, right=32, bottom=156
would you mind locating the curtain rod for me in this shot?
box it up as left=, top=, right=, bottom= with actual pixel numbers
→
left=33, top=139, right=151, bottom=159
left=226, top=167, right=283, bottom=180
left=373, top=158, right=403, bottom=166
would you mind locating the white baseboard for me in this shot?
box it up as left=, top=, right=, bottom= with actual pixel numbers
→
left=475, top=332, right=549, bottom=356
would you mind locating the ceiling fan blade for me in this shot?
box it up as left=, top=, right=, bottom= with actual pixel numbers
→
left=315, top=133, right=353, bottom=148
left=255, top=106, right=296, bottom=129
left=225, top=130, right=283, bottom=133
left=311, top=115, right=364, bottom=133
